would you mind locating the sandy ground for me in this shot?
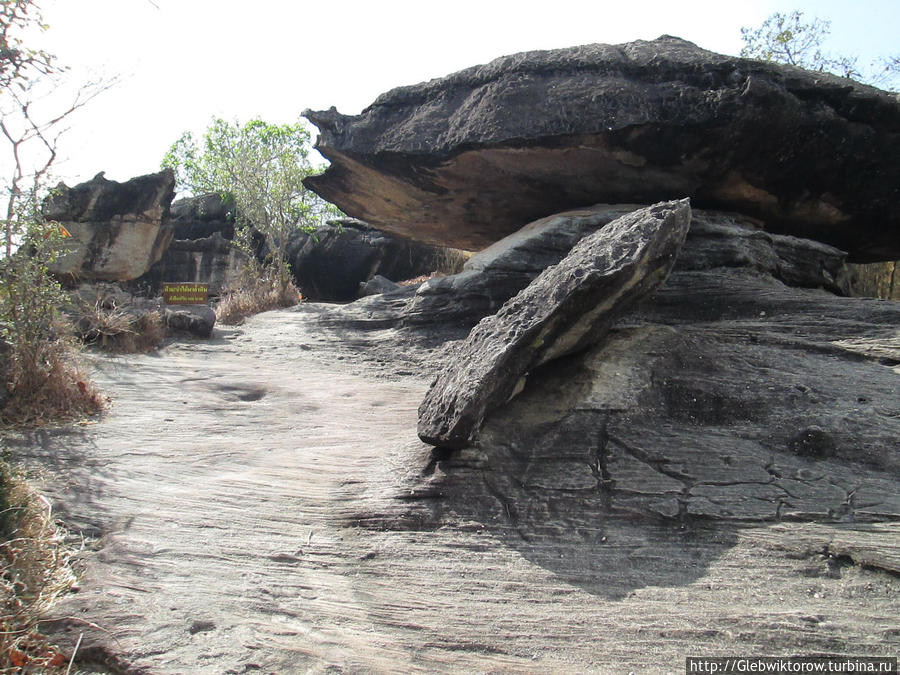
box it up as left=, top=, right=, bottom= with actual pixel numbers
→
left=6, top=304, right=898, bottom=674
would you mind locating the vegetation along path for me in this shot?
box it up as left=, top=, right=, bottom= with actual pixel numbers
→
left=7, top=305, right=898, bottom=673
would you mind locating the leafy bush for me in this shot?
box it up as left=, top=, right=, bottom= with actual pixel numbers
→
left=163, top=117, right=339, bottom=320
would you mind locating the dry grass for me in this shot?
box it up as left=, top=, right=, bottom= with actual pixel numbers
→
left=71, top=287, right=168, bottom=354
left=429, top=247, right=470, bottom=276
left=397, top=272, right=447, bottom=287
left=1, top=333, right=105, bottom=428
left=215, top=276, right=301, bottom=326
left=847, top=261, right=899, bottom=300
left=0, top=464, right=77, bottom=673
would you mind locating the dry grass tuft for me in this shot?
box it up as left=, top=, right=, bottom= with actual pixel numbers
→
left=397, top=272, right=447, bottom=287
left=429, top=247, right=470, bottom=276
left=71, top=286, right=168, bottom=354
left=0, top=464, right=77, bottom=673
left=1, top=331, right=105, bottom=428
left=216, top=276, right=301, bottom=326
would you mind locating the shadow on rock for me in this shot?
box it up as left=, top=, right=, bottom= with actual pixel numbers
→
left=4, top=427, right=115, bottom=539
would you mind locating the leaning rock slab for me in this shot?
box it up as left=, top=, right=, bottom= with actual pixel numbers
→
left=405, top=204, right=639, bottom=325
left=44, top=170, right=176, bottom=282
left=304, top=36, right=900, bottom=262
left=418, top=199, right=691, bottom=449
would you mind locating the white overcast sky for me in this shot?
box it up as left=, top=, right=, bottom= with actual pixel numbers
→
left=16, top=0, right=900, bottom=185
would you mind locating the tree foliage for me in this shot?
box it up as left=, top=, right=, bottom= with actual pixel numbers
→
left=0, top=0, right=55, bottom=91
left=740, top=10, right=899, bottom=91
left=162, top=118, right=338, bottom=303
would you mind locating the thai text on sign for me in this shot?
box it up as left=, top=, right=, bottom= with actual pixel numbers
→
left=163, top=283, right=209, bottom=305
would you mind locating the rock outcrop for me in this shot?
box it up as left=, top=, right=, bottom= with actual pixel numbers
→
left=304, top=36, right=900, bottom=261
left=285, top=218, right=462, bottom=302
left=169, top=193, right=236, bottom=241
left=329, top=205, right=852, bottom=335
left=418, top=199, right=691, bottom=449
left=318, top=205, right=899, bottom=529
left=358, top=274, right=401, bottom=297
left=132, top=193, right=247, bottom=296
left=134, top=232, right=249, bottom=297
left=44, top=170, right=176, bottom=282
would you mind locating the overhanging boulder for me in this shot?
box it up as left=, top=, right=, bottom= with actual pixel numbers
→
left=304, top=36, right=900, bottom=262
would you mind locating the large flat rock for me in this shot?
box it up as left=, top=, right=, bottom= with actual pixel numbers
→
left=304, top=36, right=900, bottom=262
left=418, top=199, right=691, bottom=449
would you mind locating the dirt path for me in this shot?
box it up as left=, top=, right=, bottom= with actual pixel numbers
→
left=8, top=305, right=899, bottom=673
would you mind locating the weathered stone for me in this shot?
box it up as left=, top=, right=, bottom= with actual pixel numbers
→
left=164, top=304, right=216, bottom=339
left=304, top=36, right=900, bottom=261
left=405, top=206, right=850, bottom=327
left=169, top=193, right=236, bottom=241
left=133, top=232, right=249, bottom=297
left=285, top=218, right=461, bottom=302
left=405, top=204, right=639, bottom=325
left=358, top=274, right=401, bottom=297
left=314, top=211, right=900, bottom=531
left=417, top=199, right=691, bottom=449
left=44, top=170, right=176, bottom=281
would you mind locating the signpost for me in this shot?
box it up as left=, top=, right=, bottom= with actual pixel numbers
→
left=162, top=282, right=209, bottom=305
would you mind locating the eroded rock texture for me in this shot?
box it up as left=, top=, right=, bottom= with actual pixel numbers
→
left=319, top=208, right=899, bottom=566
left=44, top=170, right=176, bottom=282
left=418, top=200, right=691, bottom=449
left=132, top=193, right=248, bottom=296
left=304, top=36, right=900, bottom=261
left=330, top=206, right=852, bottom=336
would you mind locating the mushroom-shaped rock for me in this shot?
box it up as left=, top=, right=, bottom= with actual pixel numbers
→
left=304, top=37, right=900, bottom=262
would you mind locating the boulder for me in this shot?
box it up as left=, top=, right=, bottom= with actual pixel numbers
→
left=44, top=170, right=176, bottom=281
left=417, top=199, right=691, bottom=449
left=285, top=218, right=461, bottom=302
left=304, top=36, right=900, bottom=262
left=164, top=304, right=216, bottom=339
left=317, top=207, right=900, bottom=535
left=130, top=193, right=250, bottom=296
left=406, top=205, right=639, bottom=325
left=358, top=274, right=401, bottom=297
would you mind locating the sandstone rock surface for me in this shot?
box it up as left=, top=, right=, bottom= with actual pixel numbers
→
left=335, top=206, right=852, bottom=335
left=418, top=199, right=691, bottom=449
left=304, top=36, right=900, bottom=261
left=44, top=170, right=176, bottom=281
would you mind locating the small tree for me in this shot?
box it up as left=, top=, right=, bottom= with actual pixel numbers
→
left=162, top=118, right=338, bottom=320
left=740, top=10, right=898, bottom=90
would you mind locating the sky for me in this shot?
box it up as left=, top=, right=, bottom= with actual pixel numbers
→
left=7, top=0, right=900, bottom=187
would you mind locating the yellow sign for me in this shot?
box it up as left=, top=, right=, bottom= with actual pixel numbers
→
left=163, top=282, right=209, bottom=305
